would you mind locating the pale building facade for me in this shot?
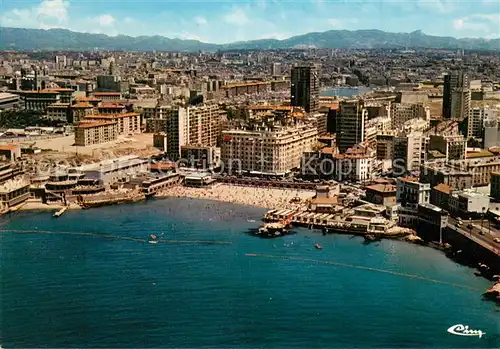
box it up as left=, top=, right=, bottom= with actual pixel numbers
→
left=221, top=124, right=317, bottom=175
left=75, top=121, right=118, bottom=146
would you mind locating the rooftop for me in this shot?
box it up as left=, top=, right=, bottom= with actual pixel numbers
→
left=76, top=155, right=147, bottom=173
left=419, top=202, right=443, bottom=212
left=85, top=112, right=139, bottom=119
left=98, top=103, right=125, bottom=109
left=433, top=183, right=452, bottom=194
left=72, top=102, right=92, bottom=108
left=466, top=150, right=494, bottom=159
left=0, top=92, right=19, bottom=100
left=0, top=179, right=29, bottom=193
left=364, top=184, right=397, bottom=193
left=76, top=121, right=116, bottom=129
left=93, top=92, right=121, bottom=96
left=0, top=144, right=20, bottom=151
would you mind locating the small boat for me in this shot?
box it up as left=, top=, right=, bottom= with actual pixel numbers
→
left=315, top=243, right=323, bottom=250
left=364, top=234, right=378, bottom=242
left=149, top=234, right=158, bottom=244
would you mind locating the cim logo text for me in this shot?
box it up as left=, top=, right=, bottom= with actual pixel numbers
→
left=447, top=324, right=486, bottom=338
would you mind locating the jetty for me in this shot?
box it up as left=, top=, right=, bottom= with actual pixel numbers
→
left=53, top=206, right=68, bottom=217
left=263, top=208, right=418, bottom=240
left=77, top=192, right=144, bottom=209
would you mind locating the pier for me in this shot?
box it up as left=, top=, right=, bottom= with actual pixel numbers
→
left=53, top=206, right=68, bottom=217
left=263, top=208, right=416, bottom=238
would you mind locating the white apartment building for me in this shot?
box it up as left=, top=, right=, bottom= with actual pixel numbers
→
left=393, top=131, right=423, bottom=173
left=396, top=177, right=431, bottom=227
left=148, top=104, right=224, bottom=160
left=468, top=107, right=497, bottom=139
left=221, top=124, right=317, bottom=175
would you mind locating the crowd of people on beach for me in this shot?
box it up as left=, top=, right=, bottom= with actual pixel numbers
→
left=158, top=183, right=315, bottom=209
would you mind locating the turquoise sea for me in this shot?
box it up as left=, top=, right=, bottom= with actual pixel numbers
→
left=0, top=198, right=499, bottom=348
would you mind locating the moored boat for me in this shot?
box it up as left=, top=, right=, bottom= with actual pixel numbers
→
left=256, top=222, right=289, bottom=238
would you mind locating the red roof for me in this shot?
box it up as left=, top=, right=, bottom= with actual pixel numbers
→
left=93, top=92, right=121, bottom=96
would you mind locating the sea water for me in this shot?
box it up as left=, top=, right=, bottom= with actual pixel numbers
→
left=0, top=198, right=498, bottom=348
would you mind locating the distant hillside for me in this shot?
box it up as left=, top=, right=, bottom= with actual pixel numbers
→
left=1, top=27, right=499, bottom=51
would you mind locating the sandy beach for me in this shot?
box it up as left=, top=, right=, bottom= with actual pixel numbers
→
left=157, top=183, right=315, bottom=209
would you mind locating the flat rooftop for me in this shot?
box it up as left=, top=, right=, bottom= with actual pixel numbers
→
left=75, top=155, right=147, bottom=173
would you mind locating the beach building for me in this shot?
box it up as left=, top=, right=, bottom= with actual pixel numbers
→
left=141, top=173, right=181, bottom=196
left=0, top=178, right=30, bottom=211
left=75, top=156, right=148, bottom=185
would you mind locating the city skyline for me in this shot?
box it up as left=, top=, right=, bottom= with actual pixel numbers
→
left=1, top=0, right=499, bottom=44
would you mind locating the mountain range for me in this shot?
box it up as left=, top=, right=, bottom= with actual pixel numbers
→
left=1, top=27, right=499, bottom=52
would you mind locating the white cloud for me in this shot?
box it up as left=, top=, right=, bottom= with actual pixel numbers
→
left=0, top=0, right=69, bottom=29
left=37, top=0, right=68, bottom=23
left=453, top=18, right=464, bottom=29
left=98, top=14, right=116, bottom=27
left=224, top=7, right=250, bottom=26
left=194, top=16, right=207, bottom=26
left=452, top=15, right=499, bottom=37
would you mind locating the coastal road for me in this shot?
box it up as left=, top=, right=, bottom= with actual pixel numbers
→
left=447, top=217, right=500, bottom=256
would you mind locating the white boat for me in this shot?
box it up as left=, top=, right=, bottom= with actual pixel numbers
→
left=148, top=240, right=158, bottom=244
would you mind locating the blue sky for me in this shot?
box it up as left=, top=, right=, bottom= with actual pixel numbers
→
left=1, top=0, right=499, bottom=43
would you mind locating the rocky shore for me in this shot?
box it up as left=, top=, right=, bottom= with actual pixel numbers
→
left=483, top=281, right=500, bottom=303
